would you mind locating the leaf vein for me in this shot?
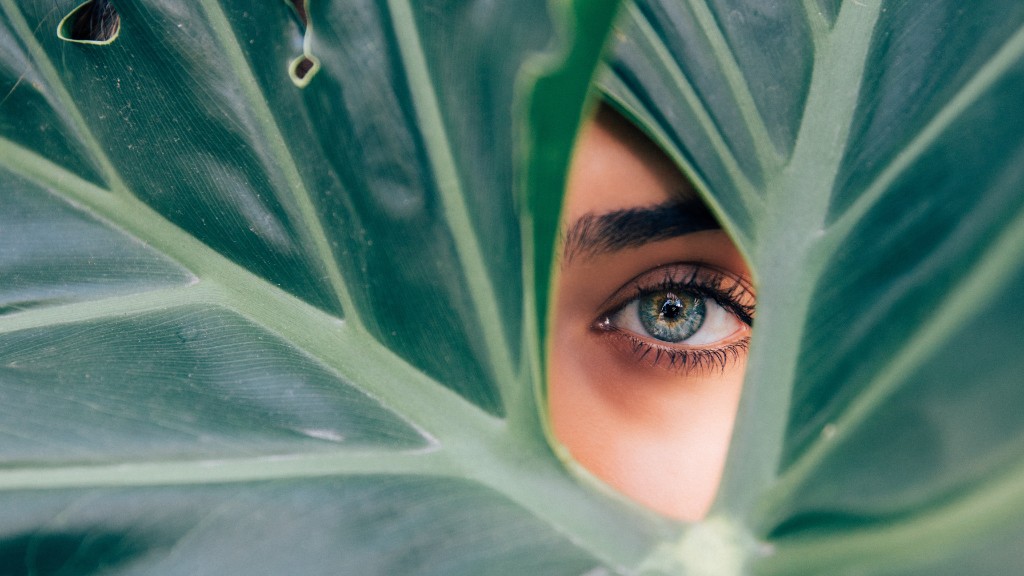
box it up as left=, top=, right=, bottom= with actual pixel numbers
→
left=383, top=0, right=519, bottom=416
left=197, top=0, right=362, bottom=329
left=768, top=202, right=1024, bottom=513
left=684, top=0, right=780, bottom=170
left=626, top=2, right=762, bottom=214
left=828, top=22, right=1024, bottom=244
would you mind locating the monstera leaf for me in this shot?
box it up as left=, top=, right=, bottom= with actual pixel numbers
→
left=600, top=0, right=1024, bottom=573
left=2, top=0, right=1023, bottom=574
left=0, top=0, right=668, bottom=573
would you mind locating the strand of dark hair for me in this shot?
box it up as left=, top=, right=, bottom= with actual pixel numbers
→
left=67, top=0, right=119, bottom=42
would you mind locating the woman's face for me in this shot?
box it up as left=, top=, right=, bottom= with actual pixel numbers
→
left=549, top=107, right=754, bottom=520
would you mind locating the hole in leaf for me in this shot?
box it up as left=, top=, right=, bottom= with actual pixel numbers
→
left=284, top=1, right=318, bottom=88
left=294, top=56, right=315, bottom=79
left=58, top=0, right=121, bottom=45
left=288, top=54, right=321, bottom=88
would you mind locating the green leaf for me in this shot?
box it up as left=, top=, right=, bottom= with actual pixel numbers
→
left=601, top=0, right=1024, bottom=573
left=6, top=0, right=1023, bottom=573
left=1, top=0, right=674, bottom=573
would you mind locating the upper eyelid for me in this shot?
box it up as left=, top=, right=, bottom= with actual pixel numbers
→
left=596, top=262, right=702, bottom=312
left=596, top=262, right=755, bottom=318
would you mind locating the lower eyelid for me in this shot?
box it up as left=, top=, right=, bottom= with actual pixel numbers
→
left=594, top=323, right=751, bottom=374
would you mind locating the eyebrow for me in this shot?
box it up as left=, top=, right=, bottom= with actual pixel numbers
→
left=561, top=199, right=720, bottom=264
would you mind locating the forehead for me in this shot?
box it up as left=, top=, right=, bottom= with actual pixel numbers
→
left=563, top=106, right=696, bottom=222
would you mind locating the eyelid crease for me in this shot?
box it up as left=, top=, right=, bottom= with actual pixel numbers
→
left=560, top=200, right=720, bottom=265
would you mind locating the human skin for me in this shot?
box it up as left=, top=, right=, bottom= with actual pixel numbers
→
left=549, top=106, right=754, bottom=520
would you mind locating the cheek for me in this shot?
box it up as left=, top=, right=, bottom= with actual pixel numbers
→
left=548, top=320, right=746, bottom=520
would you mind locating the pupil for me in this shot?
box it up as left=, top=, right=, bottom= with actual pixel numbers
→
left=661, top=293, right=682, bottom=320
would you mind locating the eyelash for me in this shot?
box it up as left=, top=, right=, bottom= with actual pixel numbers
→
left=593, top=264, right=755, bottom=373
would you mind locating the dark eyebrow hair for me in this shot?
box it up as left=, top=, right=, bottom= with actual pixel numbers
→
left=561, top=200, right=720, bottom=264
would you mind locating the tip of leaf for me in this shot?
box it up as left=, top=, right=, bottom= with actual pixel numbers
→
left=57, top=0, right=120, bottom=45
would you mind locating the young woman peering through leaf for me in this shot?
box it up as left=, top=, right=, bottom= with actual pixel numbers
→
left=549, top=104, right=754, bottom=521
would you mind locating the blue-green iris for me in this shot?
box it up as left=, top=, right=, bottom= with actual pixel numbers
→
left=638, top=291, right=706, bottom=342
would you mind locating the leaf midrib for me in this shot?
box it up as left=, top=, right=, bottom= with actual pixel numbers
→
left=716, top=0, right=884, bottom=520
left=761, top=18, right=1024, bottom=519
left=0, top=6, right=670, bottom=568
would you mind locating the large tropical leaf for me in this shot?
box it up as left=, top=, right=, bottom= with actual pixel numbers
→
left=0, top=0, right=676, bottom=574
left=4, top=0, right=1024, bottom=574
left=601, top=0, right=1024, bottom=573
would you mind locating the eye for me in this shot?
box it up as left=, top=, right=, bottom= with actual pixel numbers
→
left=592, top=263, right=755, bottom=371
left=606, top=289, right=744, bottom=346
